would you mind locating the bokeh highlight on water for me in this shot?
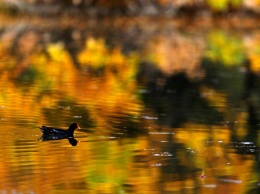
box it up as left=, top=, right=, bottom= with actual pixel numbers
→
left=0, top=16, right=259, bottom=194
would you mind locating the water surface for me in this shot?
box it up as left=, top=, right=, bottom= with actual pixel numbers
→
left=0, top=17, right=259, bottom=194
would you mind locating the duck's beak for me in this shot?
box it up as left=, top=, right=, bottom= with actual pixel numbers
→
left=77, top=125, right=81, bottom=129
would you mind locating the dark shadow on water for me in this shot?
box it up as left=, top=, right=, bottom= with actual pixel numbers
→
left=67, top=137, right=78, bottom=146
left=39, top=135, right=78, bottom=146
left=138, top=62, right=224, bottom=128
left=42, top=100, right=95, bottom=129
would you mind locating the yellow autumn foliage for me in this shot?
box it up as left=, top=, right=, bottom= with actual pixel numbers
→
left=200, top=86, right=227, bottom=112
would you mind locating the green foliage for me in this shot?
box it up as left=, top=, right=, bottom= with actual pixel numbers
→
left=16, top=65, right=42, bottom=85
left=205, top=30, right=245, bottom=66
left=206, top=0, right=242, bottom=11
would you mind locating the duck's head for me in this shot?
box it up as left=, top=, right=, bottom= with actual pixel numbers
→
left=68, top=123, right=80, bottom=131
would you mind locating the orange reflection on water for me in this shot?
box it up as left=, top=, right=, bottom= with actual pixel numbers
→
left=0, top=17, right=259, bottom=193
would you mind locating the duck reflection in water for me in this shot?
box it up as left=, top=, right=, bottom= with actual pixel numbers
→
left=38, top=123, right=80, bottom=146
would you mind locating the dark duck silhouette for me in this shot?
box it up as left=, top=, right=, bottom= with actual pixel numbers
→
left=39, top=123, right=80, bottom=146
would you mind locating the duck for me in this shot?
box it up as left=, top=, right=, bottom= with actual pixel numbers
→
left=39, top=123, right=80, bottom=139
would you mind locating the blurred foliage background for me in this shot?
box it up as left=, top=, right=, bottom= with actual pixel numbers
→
left=1, top=0, right=260, bottom=16
left=0, top=0, right=259, bottom=194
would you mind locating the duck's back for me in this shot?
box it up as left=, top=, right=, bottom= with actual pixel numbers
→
left=40, top=126, right=68, bottom=137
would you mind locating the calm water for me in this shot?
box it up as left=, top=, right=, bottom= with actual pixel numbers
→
left=0, top=17, right=259, bottom=194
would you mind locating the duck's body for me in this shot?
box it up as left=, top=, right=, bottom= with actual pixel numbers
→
left=39, top=123, right=80, bottom=139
